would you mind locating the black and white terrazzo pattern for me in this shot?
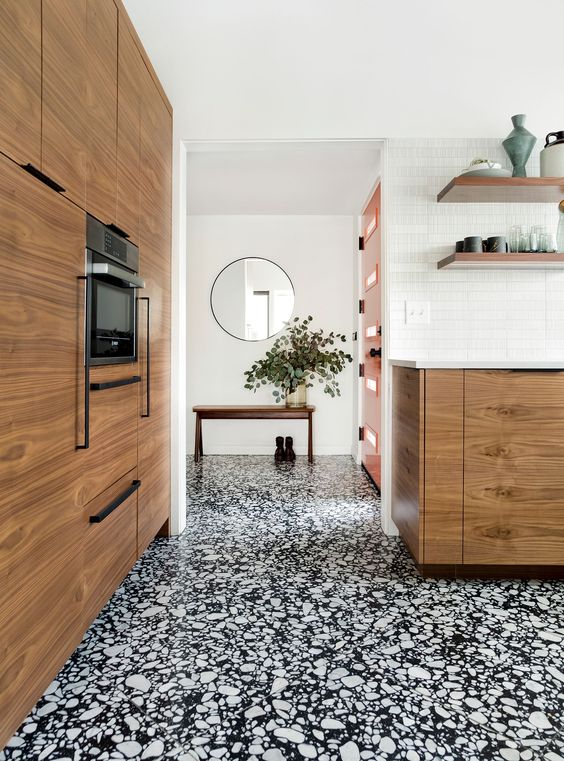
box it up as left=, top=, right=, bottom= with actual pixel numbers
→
left=2, top=455, right=564, bottom=761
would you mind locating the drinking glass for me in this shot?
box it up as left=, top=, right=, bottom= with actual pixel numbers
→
left=509, top=225, right=522, bottom=253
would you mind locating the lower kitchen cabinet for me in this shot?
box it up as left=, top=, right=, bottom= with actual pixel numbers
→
left=82, top=469, right=139, bottom=628
left=392, top=365, right=564, bottom=576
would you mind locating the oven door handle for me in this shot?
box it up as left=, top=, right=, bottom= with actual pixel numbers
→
left=77, top=275, right=91, bottom=449
left=138, top=297, right=151, bottom=418
left=89, top=262, right=145, bottom=289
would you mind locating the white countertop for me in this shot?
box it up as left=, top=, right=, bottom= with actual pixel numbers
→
left=389, top=359, right=564, bottom=370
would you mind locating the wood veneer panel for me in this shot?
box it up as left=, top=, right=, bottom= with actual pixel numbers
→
left=392, top=366, right=424, bottom=562
left=0, top=158, right=85, bottom=747
left=78, top=364, right=139, bottom=506
left=0, top=0, right=41, bottom=166
left=42, top=0, right=87, bottom=206
left=423, top=370, right=463, bottom=564
left=82, top=469, right=138, bottom=628
left=116, top=20, right=143, bottom=243
left=85, top=0, right=118, bottom=225
left=437, top=176, right=564, bottom=203
left=137, top=67, right=172, bottom=554
left=464, top=370, right=564, bottom=564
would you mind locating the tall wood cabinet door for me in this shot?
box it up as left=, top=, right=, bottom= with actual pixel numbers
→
left=464, top=370, right=564, bottom=565
left=137, top=69, right=172, bottom=555
left=116, top=21, right=143, bottom=244
left=0, top=0, right=41, bottom=166
left=0, top=158, right=85, bottom=747
left=42, top=0, right=87, bottom=206
left=85, top=0, right=118, bottom=225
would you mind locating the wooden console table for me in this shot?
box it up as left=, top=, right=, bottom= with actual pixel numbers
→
left=193, top=405, right=315, bottom=463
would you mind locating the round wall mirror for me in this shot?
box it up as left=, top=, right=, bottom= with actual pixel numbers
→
left=210, top=257, right=295, bottom=341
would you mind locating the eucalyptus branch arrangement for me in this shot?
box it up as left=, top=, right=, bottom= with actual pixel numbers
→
left=244, top=316, right=353, bottom=402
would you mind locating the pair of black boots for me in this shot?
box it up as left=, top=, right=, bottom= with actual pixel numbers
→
left=275, top=436, right=296, bottom=462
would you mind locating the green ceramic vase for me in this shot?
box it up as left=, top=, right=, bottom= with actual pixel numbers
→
left=502, top=114, right=536, bottom=177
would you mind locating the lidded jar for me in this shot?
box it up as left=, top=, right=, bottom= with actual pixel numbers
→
left=540, top=132, right=564, bottom=177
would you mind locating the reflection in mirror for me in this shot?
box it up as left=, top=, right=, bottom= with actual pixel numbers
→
left=211, top=258, right=294, bottom=341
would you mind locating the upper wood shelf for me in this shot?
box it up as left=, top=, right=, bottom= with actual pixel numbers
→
left=437, top=176, right=564, bottom=203
left=438, top=253, right=564, bottom=270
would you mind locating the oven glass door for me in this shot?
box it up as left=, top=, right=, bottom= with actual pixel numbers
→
left=90, top=277, right=136, bottom=364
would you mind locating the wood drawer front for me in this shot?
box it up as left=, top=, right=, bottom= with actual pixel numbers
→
left=82, top=469, right=138, bottom=628
left=77, top=365, right=139, bottom=506
left=0, top=0, right=42, bottom=166
left=464, top=370, right=564, bottom=565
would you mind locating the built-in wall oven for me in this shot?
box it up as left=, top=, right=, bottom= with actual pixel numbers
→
left=86, top=215, right=144, bottom=365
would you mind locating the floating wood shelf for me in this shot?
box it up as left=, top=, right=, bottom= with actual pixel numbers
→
left=438, top=253, right=564, bottom=270
left=437, top=176, right=564, bottom=203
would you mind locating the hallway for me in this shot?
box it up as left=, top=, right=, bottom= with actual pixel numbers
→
left=3, top=457, right=564, bottom=761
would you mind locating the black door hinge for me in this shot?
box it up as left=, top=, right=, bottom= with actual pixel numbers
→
left=359, top=299, right=365, bottom=314
left=359, top=426, right=365, bottom=441
left=359, top=236, right=365, bottom=251
left=352, top=331, right=358, bottom=341
left=21, top=163, right=66, bottom=193
left=359, top=363, right=365, bottom=378
left=377, top=325, right=382, bottom=336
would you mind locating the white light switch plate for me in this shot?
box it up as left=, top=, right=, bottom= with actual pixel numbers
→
left=405, top=301, right=430, bottom=324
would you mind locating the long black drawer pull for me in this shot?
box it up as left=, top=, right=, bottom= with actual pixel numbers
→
left=21, top=163, right=66, bottom=193
left=90, top=375, right=141, bottom=391
left=89, top=480, right=141, bottom=524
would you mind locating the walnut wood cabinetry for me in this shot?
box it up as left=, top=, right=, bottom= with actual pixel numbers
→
left=137, top=65, right=172, bottom=552
left=85, top=0, right=118, bottom=225
left=0, top=0, right=42, bottom=167
left=0, top=1, right=172, bottom=748
left=0, top=156, right=86, bottom=745
left=42, top=0, right=88, bottom=204
left=392, top=366, right=564, bottom=577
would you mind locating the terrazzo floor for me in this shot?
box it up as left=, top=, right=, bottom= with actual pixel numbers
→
left=2, top=455, right=564, bottom=761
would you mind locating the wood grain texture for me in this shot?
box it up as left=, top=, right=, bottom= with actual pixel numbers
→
left=42, top=0, right=87, bottom=205
left=137, top=66, right=172, bottom=555
left=113, top=0, right=172, bottom=115
left=0, top=158, right=85, bottom=747
left=78, top=364, right=139, bottom=506
left=438, top=253, right=564, bottom=270
left=193, top=405, right=315, bottom=418
left=85, top=0, right=118, bottom=224
left=423, top=370, right=463, bottom=564
left=437, top=176, right=564, bottom=204
left=116, top=19, right=142, bottom=243
left=82, top=468, right=138, bottom=628
left=464, top=370, right=564, bottom=565
left=392, top=366, right=424, bottom=562
left=0, top=0, right=41, bottom=166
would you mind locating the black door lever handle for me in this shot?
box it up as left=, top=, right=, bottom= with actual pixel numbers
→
left=369, top=347, right=382, bottom=358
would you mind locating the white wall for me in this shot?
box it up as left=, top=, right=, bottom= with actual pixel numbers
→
left=387, top=140, right=563, bottom=361
left=124, top=0, right=564, bottom=143
left=187, top=215, right=355, bottom=455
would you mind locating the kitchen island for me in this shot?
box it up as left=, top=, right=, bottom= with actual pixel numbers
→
left=391, top=359, right=564, bottom=578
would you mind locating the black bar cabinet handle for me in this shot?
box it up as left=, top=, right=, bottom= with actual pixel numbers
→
left=89, top=480, right=141, bottom=523
left=77, top=275, right=91, bottom=450
left=90, top=375, right=141, bottom=391
left=138, top=297, right=151, bottom=417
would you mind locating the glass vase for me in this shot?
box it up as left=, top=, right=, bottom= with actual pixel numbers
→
left=285, top=383, right=307, bottom=408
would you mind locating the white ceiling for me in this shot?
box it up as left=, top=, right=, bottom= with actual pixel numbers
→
left=123, top=0, right=564, bottom=143
left=186, top=141, right=382, bottom=215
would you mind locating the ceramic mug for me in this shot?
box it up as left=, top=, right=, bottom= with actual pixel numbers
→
left=463, top=236, right=483, bottom=253
left=455, top=240, right=464, bottom=252
left=486, top=236, right=509, bottom=253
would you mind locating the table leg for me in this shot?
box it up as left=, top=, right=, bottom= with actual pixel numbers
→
left=308, top=413, right=313, bottom=463
left=194, top=414, right=202, bottom=462
left=199, top=419, right=204, bottom=457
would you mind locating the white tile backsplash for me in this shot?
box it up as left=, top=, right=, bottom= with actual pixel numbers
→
left=388, top=138, right=564, bottom=362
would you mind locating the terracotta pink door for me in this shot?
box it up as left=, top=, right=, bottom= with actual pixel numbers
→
left=361, top=183, right=382, bottom=487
